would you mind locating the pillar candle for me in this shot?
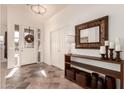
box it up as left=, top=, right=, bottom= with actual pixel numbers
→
left=115, top=45, right=121, bottom=51
left=105, top=40, right=109, bottom=46
left=115, top=37, right=121, bottom=51
left=100, top=46, right=106, bottom=54
left=109, top=42, right=114, bottom=49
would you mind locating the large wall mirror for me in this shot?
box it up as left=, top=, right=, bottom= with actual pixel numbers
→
left=75, top=16, right=108, bottom=49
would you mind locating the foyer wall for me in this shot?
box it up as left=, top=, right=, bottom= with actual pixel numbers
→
left=0, top=5, right=1, bottom=35
left=44, top=4, right=124, bottom=64
left=0, top=5, right=7, bottom=63
left=44, top=5, right=124, bottom=88
left=0, top=5, right=7, bottom=36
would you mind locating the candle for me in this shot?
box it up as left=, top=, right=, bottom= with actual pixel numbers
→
left=100, top=46, right=106, bottom=54
left=109, top=42, right=114, bottom=49
left=115, top=37, right=121, bottom=51
left=115, top=45, right=121, bottom=51
left=105, top=40, right=109, bottom=46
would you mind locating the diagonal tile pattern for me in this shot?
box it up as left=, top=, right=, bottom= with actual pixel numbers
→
left=6, top=63, right=82, bottom=89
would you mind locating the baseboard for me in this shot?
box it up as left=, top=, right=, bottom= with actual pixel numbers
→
left=21, top=63, right=37, bottom=67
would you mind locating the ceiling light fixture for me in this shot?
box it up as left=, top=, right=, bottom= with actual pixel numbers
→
left=28, top=4, right=47, bottom=15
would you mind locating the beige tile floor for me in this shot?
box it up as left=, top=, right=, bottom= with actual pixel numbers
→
left=5, top=63, right=82, bottom=89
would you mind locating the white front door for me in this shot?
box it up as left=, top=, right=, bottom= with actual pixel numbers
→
left=19, top=26, right=38, bottom=66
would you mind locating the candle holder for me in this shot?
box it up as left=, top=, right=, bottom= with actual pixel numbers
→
left=109, top=49, right=114, bottom=60
left=105, top=46, right=109, bottom=59
left=115, top=51, right=122, bottom=62
left=101, top=54, right=105, bottom=60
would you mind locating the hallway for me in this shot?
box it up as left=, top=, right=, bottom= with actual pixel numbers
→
left=6, top=63, right=81, bottom=89
left=1, top=4, right=124, bottom=89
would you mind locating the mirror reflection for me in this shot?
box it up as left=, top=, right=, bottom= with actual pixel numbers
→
left=80, top=26, right=99, bottom=43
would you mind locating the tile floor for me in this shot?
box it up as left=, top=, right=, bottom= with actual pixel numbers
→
left=6, top=63, right=82, bottom=89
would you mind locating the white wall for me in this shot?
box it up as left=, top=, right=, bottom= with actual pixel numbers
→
left=0, top=5, right=7, bottom=88
left=0, top=5, right=1, bottom=89
left=44, top=4, right=124, bottom=63
left=7, top=5, right=44, bottom=68
left=1, top=5, right=7, bottom=26
left=0, top=5, right=1, bottom=30
left=0, top=5, right=7, bottom=63
left=0, top=5, right=2, bottom=28
left=0, top=4, right=7, bottom=35
left=44, top=5, right=124, bottom=88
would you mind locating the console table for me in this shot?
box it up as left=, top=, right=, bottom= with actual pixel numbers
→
left=65, top=54, right=124, bottom=89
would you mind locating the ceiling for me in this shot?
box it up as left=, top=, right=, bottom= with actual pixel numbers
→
left=39, top=4, right=68, bottom=20
left=25, top=4, right=68, bottom=22
left=6, top=4, right=68, bottom=23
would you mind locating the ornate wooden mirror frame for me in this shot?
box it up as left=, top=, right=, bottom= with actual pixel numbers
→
left=75, top=16, right=108, bottom=49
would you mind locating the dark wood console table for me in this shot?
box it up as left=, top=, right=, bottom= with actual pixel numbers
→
left=65, top=54, right=124, bottom=89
